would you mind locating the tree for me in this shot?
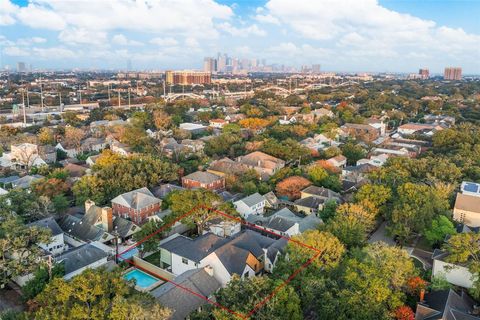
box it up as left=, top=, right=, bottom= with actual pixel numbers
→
left=32, top=178, right=69, bottom=198
left=238, top=117, right=270, bottom=131
left=354, top=183, right=392, bottom=217
left=319, top=199, right=337, bottom=222
left=38, top=127, right=54, bottom=145
left=444, top=232, right=480, bottom=299
left=307, top=165, right=329, bottom=185
left=340, top=142, right=366, bottom=165
left=22, top=264, right=64, bottom=302
left=168, top=189, right=236, bottom=234
left=132, top=220, right=165, bottom=258
left=152, top=109, right=172, bottom=130
left=205, top=275, right=302, bottom=320
left=275, top=176, right=311, bottom=200
left=52, top=194, right=70, bottom=215
left=424, top=215, right=456, bottom=247
left=394, top=306, right=414, bottom=320
left=0, top=212, right=51, bottom=287
left=327, top=203, right=376, bottom=248
left=30, top=268, right=170, bottom=319
left=64, top=126, right=85, bottom=150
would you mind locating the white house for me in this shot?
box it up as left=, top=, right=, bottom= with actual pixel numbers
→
left=326, top=155, right=347, bottom=168
left=432, top=249, right=475, bottom=289
left=1, top=143, right=47, bottom=170
left=27, top=217, right=67, bottom=257
left=159, top=231, right=287, bottom=286
left=233, top=193, right=267, bottom=218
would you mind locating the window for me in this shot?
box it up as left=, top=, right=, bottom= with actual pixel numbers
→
left=182, top=258, right=188, bottom=265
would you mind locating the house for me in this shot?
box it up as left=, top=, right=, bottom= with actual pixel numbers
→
left=10, top=174, right=43, bottom=189
left=151, top=268, right=221, bottom=320
left=151, top=183, right=185, bottom=199
left=55, top=142, right=78, bottom=158
left=179, top=123, right=207, bottom=135
left=64, top=163, right=88, bottom=180
left=27, top=217, right=67, bottom=256
left=38, top=145, right=57, bottom=163
left=357, top=153, right=390, bottom=167
left=159, top=230, right=287, bottom=286
left=110, top=139, right=132, bottom=156
left=341, top=123, right=381, bottom=142
left=235, top=151, right=285, bottom=181
left=209, top=119, right=227, bottom=129
left=294, top=186, right=342, bottom=215
left=160, top=138, right=185, bottom=158
left=247, top=208, right=322, bottom=237
left=326, top=155, right=347, bottom=168
left=341, top=163, right=378, bottom=183
left=181, top=171, right=225, bottom=191
left=300, top=134, right=338, bottom=155
left=80, top=137, right=107, bottom=153
left=0, top=187, right=7, bottom=195
left=181, top=139, right=205, bottom=153
left=204, top=218, right=241, bottom=238
left=432, top=249, right=475, bottom=289
left=86, top=154, right=100, bottom=167
left=398, top=123, right=443, bottom=136
left=54, top=243, right=109, bottom=280
left=0, top=143, right=47, bottom=170
left=312, top=108, right=334, bottom=118
left=233, top=193, right=267, bottom=218
left=415, top=289, right=480, bottom=320
left=453, top=182, right=480, bottom=227
left=208, top=158, right=250, bottom=177
left=264, top=191, right=279, bottom=209
left=111, top=187, right=162, bottom=224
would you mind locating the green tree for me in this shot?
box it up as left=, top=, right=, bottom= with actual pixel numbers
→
left=319, top=199, right=337, bottom=222
left=132, top=220, right=165, bottom=258
left=22, top=264, right=64, bottom=302
left=444, top=232, right=480, bottom=299
left=0, top=212, right=51, bottom=287
left=424, top=215, right=456, bottom=247
left=354, top=184, right=392, bottom=217
left=340, top=142, right=366, bottom=165
left=31, top=268, right=170, bottom=319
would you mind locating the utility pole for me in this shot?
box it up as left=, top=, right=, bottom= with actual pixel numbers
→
left=22, top=89, right=26, bottom=126
left=162, top=80, right=166, bottom=96
left=40, top=77, right=44, bottom=112
left=128, top=87, right=131, bottom=108
left=59, top=90, right=62, bottom=112
left=108, top=84, right=111, bottom=104
left=26, top=87, right=30, bottom=108
left=118, top=91, right=121, bottom=108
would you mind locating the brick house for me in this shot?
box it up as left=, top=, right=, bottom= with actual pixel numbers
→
left=111, top=187, right=162, bottom=224
left=181, top=171, right=225, bottom=191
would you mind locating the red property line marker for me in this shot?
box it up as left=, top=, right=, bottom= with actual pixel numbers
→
left=117, top=205, right=321, bottom=319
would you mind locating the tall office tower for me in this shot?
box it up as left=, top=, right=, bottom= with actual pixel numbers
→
left=444, top=67, right=462, bottom=80
left=311, top=64, right=321, bottom=74
left=203, top=57, right=217, bottom=73
left=217, top=53, right=228, bottom=73
left=419, top=68, right=429, bottom=79
left=17, top=62, right=26, bottom=72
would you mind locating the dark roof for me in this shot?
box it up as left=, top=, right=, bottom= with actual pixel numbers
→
left=343, top=163, right=377, bottom=173
left=111, top=187, right=161, bottom=210
left=294, top=196, right=325, bottom=209
left=301, top=185, right=341, bottom=199
left=416, top=289, right=480, bottom=320
left=55, top=244, right=107, bottom=275
left=236, top=192, right=265, bottom=207
left=0, top=175, right=20, bottom=184
left=151, top=268, right=221, bottom=320
left=27, top=217, right=63, bottom=236
left=57, top=214, right=111, bottom=242
left=265, top=216, right=296, bottom=232
left=160, top=233, right=228, bottom=263
left=151, top=184, right=185, bottom=199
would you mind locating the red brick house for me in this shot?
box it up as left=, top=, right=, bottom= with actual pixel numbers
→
left=111, top=187, right=162, bottom=224
left=181, top=171, right=225, bottom=191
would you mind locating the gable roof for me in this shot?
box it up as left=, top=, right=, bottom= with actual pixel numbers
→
left=160, top=233, right=227, bottom=263
left=111, top=187, right=161, bottom=210
left=237, top=151, right=284, bottom=169
left=301, top=185, right=341, bottom=199
left=57, top=214, right=112, bottom=243
left=54, top=244, right=107, bottom=275
left=415, top=289, right=480, bottom=320
left=236, top=192, right=266, bottom=207
left=454, top=193, right=480, bottom=213
left=27, top=217, right=63, bottom=236
left=151, top=268, right=221, bottom=320
left=182, top=171, right=223, bottom=184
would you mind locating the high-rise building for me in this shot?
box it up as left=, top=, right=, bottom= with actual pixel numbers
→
left=311, top=64, right=321, bottom=74
left=419, top=68, right=429, bottom=79
left=165, top=70, right=211, bottom=85
left=203, top=57, right=217, bottom=73
left=444, top=67, right=462, bottom=80
left=217, top=53, right=228, bottom=73
left=17, top=62, right=26, bottom=73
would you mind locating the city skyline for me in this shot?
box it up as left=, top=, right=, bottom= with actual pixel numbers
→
left=1, top=0, right=479, bottom=73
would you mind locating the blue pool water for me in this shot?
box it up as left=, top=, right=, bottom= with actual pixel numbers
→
left=123, top=269, right=159, bottom=288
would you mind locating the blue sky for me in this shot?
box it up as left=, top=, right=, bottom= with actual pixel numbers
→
left=1, top=0, right=479, bottom=73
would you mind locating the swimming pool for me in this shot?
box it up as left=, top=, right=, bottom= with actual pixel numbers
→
left=123, top=269, right=159, bottom=288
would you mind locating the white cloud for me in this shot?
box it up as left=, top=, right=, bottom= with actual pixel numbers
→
left=254, top=14, right=280, bottom=25
left=32, top=47, right=76, bottom=59
left=17, top=37, right=47, bottom=46
left=3, top=46, right=29, bottom=57
left=111, top=34, right=142, bottom=46
left=17, top=3, right=66, bottom=30
left=59, top=28, right=108, bottom=46
left=150, top=37, right=178, bottom=46
left=0, top=0, right=17, bottom=25
left=218, top=22, right=266, bottom=37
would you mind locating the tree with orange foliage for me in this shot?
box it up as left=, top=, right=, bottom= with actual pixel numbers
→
left=275, top=176, right=311, bottom=200
left=407, top=276, right=427, bottom=295
left=394, top=306, right=414, bottom=320
left=32, top=178, right=69, bottom=198
left=315, top=160, right=340, bottom=174
left=239, top=118, right=270, bottom=132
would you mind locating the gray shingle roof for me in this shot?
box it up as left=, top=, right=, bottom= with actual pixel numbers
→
left=294, top=196, right=325, bottom=209
left=301, top=185, right=341, bottom=199
left=182, top=171, right=223, bottom=184
left=57, top=214, right=111, bottom=242
left=160, top=233, right=228, bottom=263
left=111, top=187, right=161, bottom=210
left=55, top=244, right=107, bottom=275
left=151, top=268, right=221, bottom=320
left=27, top=217, right=63, bottom=236
left=416, top=289, right=480, bottom=320
left=237, top=192, right=266, bottom=207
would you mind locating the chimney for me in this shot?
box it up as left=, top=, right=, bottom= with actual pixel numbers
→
left=420, top=289, right=425, bottom=303
left=204, top=265, right=214, bottom=277
left=85, top=199, right=95, bottom=213
left=101, top=207, right=113, bottom=232
left=132, top=192, right=138, bottom=208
